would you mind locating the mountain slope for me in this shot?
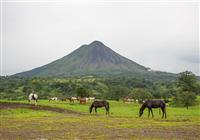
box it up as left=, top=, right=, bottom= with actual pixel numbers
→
left=15, top=41, right=177, bottom=81
left=15, top=41, right=150, bottom=77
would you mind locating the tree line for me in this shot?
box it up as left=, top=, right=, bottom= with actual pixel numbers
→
left=0, top=71, right=199, bottom=108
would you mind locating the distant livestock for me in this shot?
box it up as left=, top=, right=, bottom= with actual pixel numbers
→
left=28, top=93, right=38, bottom=106
left=49, top=97, right=58, bottom=102
left=61, top=98, right=67, bottom=102
left=67, top=97, right=77, bottom=103
left=71, top=97, right=77, bottom=100
left=79, top=98, right=87, bottom=104
left=139, top=100, right=167, bottom=119
left=90, top=100, right=109, bottom=115
left=123, top=97, right=134, bottom=103
left=84, top=97, right=95, bottom=102
left=88, top=97, right=95, bottom=101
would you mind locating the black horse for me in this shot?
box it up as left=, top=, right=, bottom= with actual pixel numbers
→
left=139, top=100, right=167, bottom=118
left=89, top=100, right=109, bottom=115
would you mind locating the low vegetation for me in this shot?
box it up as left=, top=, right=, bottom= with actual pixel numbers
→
left=1, top=71, right=200, bottom=109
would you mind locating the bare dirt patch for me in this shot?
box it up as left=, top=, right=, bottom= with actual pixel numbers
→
left=0, top=102, right=83, bottom=115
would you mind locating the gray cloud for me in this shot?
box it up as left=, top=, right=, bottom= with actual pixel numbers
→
left=181, top=54, right=199, bottom=64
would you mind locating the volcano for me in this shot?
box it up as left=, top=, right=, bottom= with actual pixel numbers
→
left=15, top=41, right=175, bottom=80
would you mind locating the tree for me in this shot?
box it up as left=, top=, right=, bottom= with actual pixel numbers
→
left=31, top=79, right=41, bottom=91
left=173, top=71, right=199, bottom=109
left=173, top=91, right=196, bottom=109
left=76, top=87, right=89, bottom=97
left=153, top=83, right=172, bottom=100
left=130, top=88, right=152, bottom=103
left=107, top=86, right=130, bottom=101
left=177, top=71, right=198, bottom=93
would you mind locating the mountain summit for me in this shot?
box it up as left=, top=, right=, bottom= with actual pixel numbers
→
left=15, top=41, right=149, bottom=77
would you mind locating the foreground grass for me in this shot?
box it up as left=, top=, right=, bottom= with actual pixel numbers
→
left=0, top=100, right=200, bottom=139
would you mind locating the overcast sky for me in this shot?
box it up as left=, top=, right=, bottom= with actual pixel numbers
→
left=0, top=1, right=199, bottom=76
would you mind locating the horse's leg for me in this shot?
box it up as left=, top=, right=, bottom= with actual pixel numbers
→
left=164, top=108, right=167, bottom=118
left=148, top=108, right=150, bottom=118
left=91, top=107, right=93, bottom=113
left=150, top=109, right=154, bottom=118
left=161, top=108, right=165, bottom=118
left=95, top=107, right=97, bottom=114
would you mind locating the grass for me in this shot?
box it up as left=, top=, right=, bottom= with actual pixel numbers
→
left=1, top=99, right=199, bottom=117
left=0, top=100, right=200, bottom=139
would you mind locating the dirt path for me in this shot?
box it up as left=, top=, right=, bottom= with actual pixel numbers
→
left=0, top=102, right=83, bottom=115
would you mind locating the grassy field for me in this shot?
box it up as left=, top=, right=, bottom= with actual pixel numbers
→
left=0, top=99, right=200, bottom=140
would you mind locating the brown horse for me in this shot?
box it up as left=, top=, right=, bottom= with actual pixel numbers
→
left=90, top=100, right=109, bottom=115
left=79, top=98, right=86, bottom=104
left=139, top=100, right=167, bottom=119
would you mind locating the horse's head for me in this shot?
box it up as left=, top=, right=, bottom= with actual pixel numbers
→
left=139, top=108, right=143, bottom=117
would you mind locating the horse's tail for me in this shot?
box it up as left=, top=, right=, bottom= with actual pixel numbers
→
left=89, top=104, right=94, bottom=113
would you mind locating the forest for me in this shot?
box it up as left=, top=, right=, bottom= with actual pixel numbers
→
left=1, top=71, right=200, bottom=108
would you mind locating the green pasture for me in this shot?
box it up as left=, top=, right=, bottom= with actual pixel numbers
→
left=1, top=99, right=200, bottom=118
left=0, top=99, right=200, bottom=139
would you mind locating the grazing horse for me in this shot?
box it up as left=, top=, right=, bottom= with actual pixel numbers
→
left=90, top=100, right=109, bottom=115
left=28, top=93, right=38, bottom=106
left=139, top=100, right=167, bottom=119
left=49, top=97, right=58, bottom=102
left=79, top=98, right=86, bottom=104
